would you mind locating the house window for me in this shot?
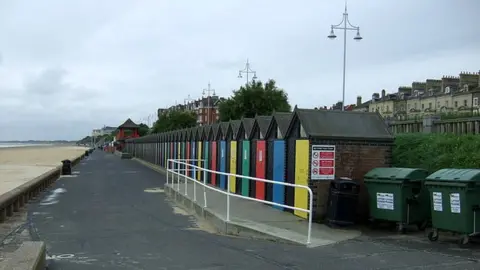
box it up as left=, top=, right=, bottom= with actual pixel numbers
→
left=474, top=97, right=479, bottom=107
left=429, top=103, right=432, bottom=109
left=454, top=101, right=458, bottom=107
left=421, top=104, right=424, bottom=110
left=386, top=105, right=389, bottom=112
left=464, top=100, right=467, bottom=106
left=414, top=103, right=417, bottom=109
left=445, top=101, right=449, bottom=107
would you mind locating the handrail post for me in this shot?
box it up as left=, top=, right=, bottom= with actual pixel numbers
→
left=166, top=159, right=169, bottom=185
left=307, top=188, right=313, bottom=245
left=184, top=165, right=188, bottom=196
left=226, top=175, right=230, bottom=222
left=203, top=165, right=207, bottom=208
left=193, top=161, right=197, bottom=202
left=177, top=161, right=180, bottom=191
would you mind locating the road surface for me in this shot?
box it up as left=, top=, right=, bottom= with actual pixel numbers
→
left=28, top=151, right=480, bottom=269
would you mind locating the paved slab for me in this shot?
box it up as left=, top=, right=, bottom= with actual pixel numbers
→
left=164, top=179, right=360, bottom=247
left=25, top=151, right=480, bottom=269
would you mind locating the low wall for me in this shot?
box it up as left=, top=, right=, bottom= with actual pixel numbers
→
left=2, top=241, right=46, bottom=270
left=115, top=150, right=133, bottom=159
left=0, top=153, right=84, bottom=223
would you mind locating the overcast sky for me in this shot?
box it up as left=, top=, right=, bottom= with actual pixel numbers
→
left=0, top=0, right=479, bottom=141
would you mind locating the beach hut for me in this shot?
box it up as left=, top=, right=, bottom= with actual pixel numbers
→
left=218, top=122, right=230, bottom=190
left=265, top=112, right=292, bottom=210
left=194, top=127, right=203, bottom=181
left=165, top=131, right=171, bottom=169
left=158, top=133, right=164, bottom=167
left=227, top=120, right=242, bottom=194
left=284, top=107, right=394, bottom=220
left=202, top=125, right=212, bottom=184
left=236, top=118, right=254, bottom=197
left=184, top=128, right=193, bottom=174
left=178, top=129, right=186, bottom=175
left=197, top=126, right=208, bottom=182
left=251, top=115, right=273, bottom=201
left=155, top=133, right=160, bottom=165
left=208, top=123, right=220, bottom=186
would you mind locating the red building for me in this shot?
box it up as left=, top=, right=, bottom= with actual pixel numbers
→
left=115, top=118, right=140, bottom=151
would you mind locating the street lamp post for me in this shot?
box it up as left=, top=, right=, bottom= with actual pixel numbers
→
left=184, top=95, right=194, bottom=109
left=202, top=82, right=216, bottom=125
left=238, top=59, right=258, bottom=85
left=328, top=3, right=362, bottom=111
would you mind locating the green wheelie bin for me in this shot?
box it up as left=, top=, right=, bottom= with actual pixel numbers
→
left=424, top=169, right=480, bottom=246
left=364, top=167, right=430, bottom=233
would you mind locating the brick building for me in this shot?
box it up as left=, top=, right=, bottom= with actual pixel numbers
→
left=157, top=95, right=224, bottom=126
left=284, top=108, right=394, bottom=221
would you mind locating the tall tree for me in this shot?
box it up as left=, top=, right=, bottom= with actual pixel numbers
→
left=151, top=110, right=197, bottom=133
left=218, top=79, right=291, bottom=121
left=138, top=123, right=150, bottom=136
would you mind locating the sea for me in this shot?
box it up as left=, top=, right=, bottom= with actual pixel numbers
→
left=0, top=142, right=54, bottom=149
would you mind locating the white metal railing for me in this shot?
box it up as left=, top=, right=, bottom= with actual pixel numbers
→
left=165, top=158, right=313, bottom=245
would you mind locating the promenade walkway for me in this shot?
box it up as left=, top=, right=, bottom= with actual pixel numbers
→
left=25, top=151, right=480, bottom=269
left=163, top=179, right=361, bottom=247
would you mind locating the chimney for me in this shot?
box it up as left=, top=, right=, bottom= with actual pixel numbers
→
left=356, top=96, right=362, bottom=106
left=381, top=89, right=386, bottom=98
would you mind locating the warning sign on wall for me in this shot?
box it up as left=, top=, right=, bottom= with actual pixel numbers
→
left=311, top=145, right=335, bottom=180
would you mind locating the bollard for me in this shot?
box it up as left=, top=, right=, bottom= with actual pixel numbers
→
left=85, top=150, right=89, bottom=157
left=61, top=159, right=72, bottom=175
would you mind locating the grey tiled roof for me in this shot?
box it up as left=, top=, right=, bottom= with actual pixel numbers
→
left=242, top=118, right=255, bottom=138
left=220, top=122, right=229, bottom=136
left=201, top=125, right=212, bottom=138
left=289, top=108, right=393, bottom=141
left=118, top=118, right=139, bottom=128
left=229, top=120, right=241, bottom=138
left=274, top=112, right=292, bottom=136
left=211, top=123, right=220, bottom=138
left=255, top=116, right=272, bottom=136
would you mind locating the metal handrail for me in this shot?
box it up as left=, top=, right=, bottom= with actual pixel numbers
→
left=166, top=158, right=313, bottom=245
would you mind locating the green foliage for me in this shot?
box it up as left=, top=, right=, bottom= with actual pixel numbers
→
left=151, top=110, right=197, bottom=133
left=138, top=123, right=150, bottom=136
left=439, top=111, right=479, bottom=120
left=392, top=133, right=480, bottom=173
left=218, top=79, right=291, bottom=122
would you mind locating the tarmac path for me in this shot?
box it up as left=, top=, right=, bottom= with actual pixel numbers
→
left=27, top=151, right=480, bottom=269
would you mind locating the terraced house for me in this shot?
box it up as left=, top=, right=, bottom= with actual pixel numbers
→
left=354, top=71, right=480, bottom=118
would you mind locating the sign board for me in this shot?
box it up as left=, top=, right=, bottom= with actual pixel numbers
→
left=376, top=192, right=394, bottom=210
left=311, top=145, right=335, bottom=180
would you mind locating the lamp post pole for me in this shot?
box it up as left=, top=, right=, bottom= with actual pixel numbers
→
left=238, top=59, right=258, bottom=86
left=202, top=82, right=216, bottom=125
left=328, top=3, right=363, bottom=111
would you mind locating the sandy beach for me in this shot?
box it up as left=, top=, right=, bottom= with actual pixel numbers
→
left=0, top=145, right=87, bottom=195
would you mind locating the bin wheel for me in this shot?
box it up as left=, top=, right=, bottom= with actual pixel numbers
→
left=397, top=224, right=407, bottom=234
left=458, top=236, right=470, bottom=247
left=427, top=231, right=439, bottom=242
left=416, top=221, right=428, bottom=231
left=368, top=219, right=378, bottom=229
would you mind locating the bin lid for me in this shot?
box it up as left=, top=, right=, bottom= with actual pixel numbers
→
left=426, top=169, right=480, bottom=182
left=364, top=167, right=429, bottom=181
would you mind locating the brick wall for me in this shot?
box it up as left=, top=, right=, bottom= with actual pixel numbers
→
left=309, top=139, right=393, bottom=222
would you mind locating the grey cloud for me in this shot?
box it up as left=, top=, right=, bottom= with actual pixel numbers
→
left=0, top=0, right=478, bottom=140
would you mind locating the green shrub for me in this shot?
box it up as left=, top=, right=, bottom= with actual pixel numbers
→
left=392, top=133, right=480, bottom=173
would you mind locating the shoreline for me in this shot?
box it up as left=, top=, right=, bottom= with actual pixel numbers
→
left=0, top=143, right=77, bottom=150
